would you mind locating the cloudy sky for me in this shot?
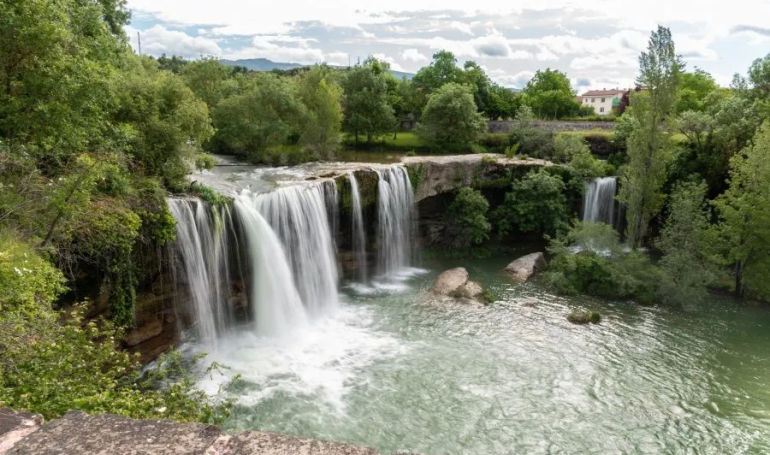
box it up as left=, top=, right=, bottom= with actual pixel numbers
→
left=124, top=0, right=770, bottom=92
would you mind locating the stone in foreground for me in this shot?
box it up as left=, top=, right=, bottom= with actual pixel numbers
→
left=1, top=409, right=416, bottom=455
left=567, top=310, right=602, bottom=325
left=504, top=252, right=546, bottom=283
left=431, top=268, right=487, bottom=304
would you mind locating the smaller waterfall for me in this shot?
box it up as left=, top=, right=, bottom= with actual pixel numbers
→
left=376, top=166, right=416, bottom=277
left=583, top=177, right=617, bottom=226
left=348, top=173, right=368, bottom=282
left=234, top=196, right=308, bottom=336
left=168, top=198, right=240, bottom=345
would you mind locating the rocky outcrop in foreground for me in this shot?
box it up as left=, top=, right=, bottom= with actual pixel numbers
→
left=0, top=409, right=422, bottom=455
left=431, top=268, right=489, bottom=305
left=503, top=252, right=546, bottom=283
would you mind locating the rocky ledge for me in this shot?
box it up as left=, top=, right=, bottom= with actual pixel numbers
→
left=402, top=154, right=552, bottom=202
left=0, top=409, right=423, bottom=455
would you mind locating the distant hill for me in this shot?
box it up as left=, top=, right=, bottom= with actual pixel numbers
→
left=220, top=58, right=414, bottom=80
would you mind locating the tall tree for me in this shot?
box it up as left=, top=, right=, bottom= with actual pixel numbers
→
left=417, top=83, right=487, bottom=151
left=410, top=50, right=462, bottom=112
left=181, top=58, right=232, bottom=108
left=297, top=66, right=343, bottom=159
left=618, top=26, right=683, bottom=248
left=520, top=69, right=580, bottom=119
left=676, top=68, right=718, bottom=113
left=713, top=122, right=770, bottom=299
left=341, top=57, right=395, bottom=144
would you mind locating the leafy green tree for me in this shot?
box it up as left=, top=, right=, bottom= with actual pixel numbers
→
left=297, top=66, right=343, bottom=159
left=411, top=50, right=462, bottom=111
left=656, top=181, right=717, bottom=305
left=554, top=135, right=607, bottom=180
left=181, top=57, right=232, bottom=108
left=676, top=68, right=718, bottom=113
left=507, top=106, right=555, bottom=158
left=417, top=83, right=487, bottom=150
left=618, top=26, right=683, bottom=248
left=341, top=58, right=396, bottom=144
left=486, top=84, right=521, bottom=120
left=495, top=169, right=569, bottom=237
left=212, top=73, right=304, bottom=159
left=713, top=122, right=770, bottom=299
left=444, top=188, right=491, bottom=247
left=460, top=61, right=493, bottom=113
left=521, top=69, right=580, bottom=119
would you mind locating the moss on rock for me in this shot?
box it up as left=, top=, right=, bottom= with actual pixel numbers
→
left=567, top=310, right=602, bottom=324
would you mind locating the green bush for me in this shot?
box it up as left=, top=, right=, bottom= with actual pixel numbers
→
left=507, top=106, right=556, bottom=159
left=494, top=169, right=569, bottom=237
left=444, top=188, right=491, bottom=247
left=543, top=222, right=661, bottom=304
left=194, top=153, right=217, bottom=171
left=0, top=306, right=233, bottom=423
left=417, top=83, right=488, bottom=151
left=478, top=133, right=511, bottom=153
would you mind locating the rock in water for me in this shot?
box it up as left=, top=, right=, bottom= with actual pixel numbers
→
left=504, top=252, right=546, bottom=283
left=431, top=268, right=470, bottom=295
left=431, top=267, right=487, bottom=304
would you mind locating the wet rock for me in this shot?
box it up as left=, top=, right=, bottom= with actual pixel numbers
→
left=431, top=268, right=487, bottom=305
left=0, top=409, right=42, bottom=454
left=504, top=252, right=546, bottom=283
left=124, top=319, right=163, bottom=347
left=235, top=430, right=380, bottom=455
left=567, top=310, right=602, bottom=325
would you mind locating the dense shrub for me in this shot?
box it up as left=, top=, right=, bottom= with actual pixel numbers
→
left=417, top=83, right=488, bottom=151
left=478, top=133, right=511, bottom=153
left=444, top=188, right=491, bottom=247
left=507, top=106, right=556, bottom=159
left=494, top=169, right=569, bottom=237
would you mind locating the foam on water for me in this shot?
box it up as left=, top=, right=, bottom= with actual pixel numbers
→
left=192, top=303, right=406, bottom=413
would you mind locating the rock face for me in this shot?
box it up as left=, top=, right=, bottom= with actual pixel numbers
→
left=1, top=409, right=418, bottom=455
left=402, top=154, right=552, bottom=203
left=431, top=268, right=486, bottom=304
left=124, top=319, right=163, bottom=347
left=504, top=252, right=546, bottom=283
left=0, top=409, right=42, bottom=454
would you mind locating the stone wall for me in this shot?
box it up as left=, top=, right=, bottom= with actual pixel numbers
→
left=488, top=120, right=615, bottom=134
left=0, top=408, right=424, bottom=455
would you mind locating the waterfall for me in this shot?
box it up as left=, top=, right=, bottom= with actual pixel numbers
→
left=239, top=183, right=339, bottom=317
left=348, top=172, right=368, bottom=282
left=233, top=197, right=308, bottom=336
left=167, top=198, right=240, bottom=345
left=376, top=166, right=416, bottom=277
left=583, top=177, right=617, bottom=226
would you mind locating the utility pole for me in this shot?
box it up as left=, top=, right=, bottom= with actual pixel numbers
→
left=137, top=32, right=142, bottom=55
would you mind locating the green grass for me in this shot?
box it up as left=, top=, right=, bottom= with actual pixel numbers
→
left=557, top=129, right=614, bottom=138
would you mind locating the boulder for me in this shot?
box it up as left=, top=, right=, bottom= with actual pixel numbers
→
left=431, top=268, right=487, bottom=304
left=431, top=268, right=470, bottom=296
left=124, top=319, right=163, bottom=347
left=0, top=409, right=42, bottom=454
left=504, top=252, right=546, bottom=283
left=567, top=310, right=602, bottom=325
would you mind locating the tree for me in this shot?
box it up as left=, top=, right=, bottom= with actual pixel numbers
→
left=521, top=69, right=580, bottom=119
left=410, top=50, right=462, bottom=111
left=713, top=122, right=770, bottom=299
left=676, top=68, right=718, bottom=113
left=417, top=83, right=487, bottom=151
left=618, top=26, right=683, bottom=248
left=181, top=58, right=232, bottom=108
left=341, top=58, right=395, bottom=144
left=297, top=66, right=343, bottom=159
left=444, top=188, right=491, bottom=247
left=211, top=73, right=304, bottom=159
left=656, top=181, right=716, bottom=305
left=495, top=169, right=569, bottom=237
left=460, top=61, right=493, bottom=113
left=486, top=84, right=521, bottom=120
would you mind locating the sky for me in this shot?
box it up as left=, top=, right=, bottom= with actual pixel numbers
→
left=124, top=0, right=770, bottom=92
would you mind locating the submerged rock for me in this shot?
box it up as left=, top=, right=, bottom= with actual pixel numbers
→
left=567, top=310, right=602, bottom=325
left=431, top=267, right=489, bottom=305
left=504, top=252, right=546, bottom=283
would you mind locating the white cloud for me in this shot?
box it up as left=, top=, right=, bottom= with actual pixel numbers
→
left=127, top=25, right=222, bottom=58
left=372, top=53, right=405, bottom=72
left=449, top=21, right=474, bottom=36
left=401, top=48, right=428, bottom=62
left=490, top=70, right=534, bottom=88
left=224, top=35, right=325, bottom=63
left=325, top=51, right=350, bottom=66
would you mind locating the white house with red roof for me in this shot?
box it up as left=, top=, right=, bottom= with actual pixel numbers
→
left=580, top=89, right=627, bottom=116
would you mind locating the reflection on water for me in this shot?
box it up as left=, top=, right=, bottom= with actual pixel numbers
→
left=194, top=257, right=770, bottom=455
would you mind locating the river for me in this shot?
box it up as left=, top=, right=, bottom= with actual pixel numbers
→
left=187, top=255, right=770, bottom=455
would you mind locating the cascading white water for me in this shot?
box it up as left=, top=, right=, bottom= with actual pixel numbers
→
left=233, top=196, right=308, bottom=336
left=376, top=166, right=416, bottom=277
left=168, top=198, right=239, bottom=345
left=583, top=177, right=617, bottom=226
left=239, top=183, right=339, bottom=317
left=348, top=172, right=368, bottom=282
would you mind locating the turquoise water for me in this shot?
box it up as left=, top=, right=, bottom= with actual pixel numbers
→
left=196, top=257, right=770, bottom=454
